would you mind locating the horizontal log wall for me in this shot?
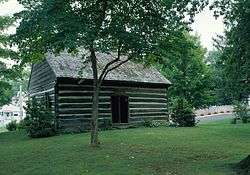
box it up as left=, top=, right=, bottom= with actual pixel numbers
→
left=29, top=61, right=56, bottom=95
left=30, top=89, right=56, bottom=115
left=28, top=61, right=57, bottom=117
left=57, top=81, right=168, bottom=132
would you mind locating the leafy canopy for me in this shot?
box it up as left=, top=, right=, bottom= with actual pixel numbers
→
left=152, top=31, right=212, bottom=108
left=13, top=0, right=208, bottom=62
left=211, top=0, right=250, bottom=100
left=0, top=1, right=15, bottom=106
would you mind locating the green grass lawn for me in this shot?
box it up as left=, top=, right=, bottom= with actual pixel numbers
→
left=0, top=120, right=249, bottom=175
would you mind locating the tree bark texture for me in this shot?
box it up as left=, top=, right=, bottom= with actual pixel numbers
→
left=90, top=48, right=100, bottom=147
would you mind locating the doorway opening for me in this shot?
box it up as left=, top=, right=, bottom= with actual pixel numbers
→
left=111, top=95, right=129, bottom=123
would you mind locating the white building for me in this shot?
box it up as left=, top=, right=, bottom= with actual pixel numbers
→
left=0, top=104, right=24, bottom=125
left=0, top=86, right=26, bottom=126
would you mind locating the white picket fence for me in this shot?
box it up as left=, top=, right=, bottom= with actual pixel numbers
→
left=195, top=105, right=233, bottom=116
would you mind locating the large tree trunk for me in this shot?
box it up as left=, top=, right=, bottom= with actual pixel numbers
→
left=88, top=0, right=108, bottom=147
left=90, top=48, right=100, bottom=147
left=91, top=83, right=100, bottom=146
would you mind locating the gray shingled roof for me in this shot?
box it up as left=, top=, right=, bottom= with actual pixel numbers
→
left=46, top=52, right=171, bottom=85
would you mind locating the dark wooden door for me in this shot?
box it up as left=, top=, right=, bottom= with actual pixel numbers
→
left=111, top=96, right=120, bottom=123
left=111, top=95, right=129, bottom=123
left=120, top=96, right=129, bottom=123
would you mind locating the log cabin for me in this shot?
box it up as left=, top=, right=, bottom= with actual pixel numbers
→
left=28, top=52, right=171, bottom=132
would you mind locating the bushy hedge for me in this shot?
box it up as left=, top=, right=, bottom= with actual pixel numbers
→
left=143, top=120, right=166, bottom=128
left=6, top=120, right=18, bottom=131
left=170, top=98, right=196, bottom=127
left=24, top=98, right=56, bottom=138
left=233, top=101, right=249, bottom=123
left=17, top=119, right=26, bottom=130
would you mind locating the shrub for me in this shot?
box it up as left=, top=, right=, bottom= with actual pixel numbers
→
left=233, top=101, right=249, bottom=124
left=150, top=121, right=161, bottom=127
left=143, top=120, right=163, bottom=128
left=168, top=121, right=178, bottom=127
left=143, top=120, right=153, bottom=127
left=242, top=117, right=248, bottom=124
left=17, top=119, right=26, bottom=130
left=24, top=98, right=56, bottom=138
left=6, top=120, right=18, bottom=131
left=170, top=98, right=196, bottom=127
left=231, top=118, right=237, bottom=124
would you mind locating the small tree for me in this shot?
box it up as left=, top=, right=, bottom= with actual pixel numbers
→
left=233, top=101, right=249, bottom=123
left=171, top=98, right=196, bottom=127
left=13, top=0, right=208, bottom=146
left=24, top=98, right=56, bottom=138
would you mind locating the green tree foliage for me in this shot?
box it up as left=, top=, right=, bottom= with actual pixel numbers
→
left=211, top=0, right=250, bottom=101
left=0, top=0, right=17, bottom=63
left=233, top=101, right=249, bottom=124
left=0, top=0, right=23, bottom=106
left=0, top=61, right=12, bottom=106
left=24, top=98, right=56, bottom=138
left=206, top=50, right=233, bottom=105
left=12, top=0, right=208, bottom=145
left=0, top=13, right=13, bottom=106
left=171, top=98, right=196, bottom=127
left=9, top=68, right=30, bottom=96
left=152, top=31, right=213, bottom=109
left=0, top=80, right=12, bottom=106
left=0, top=63, right=29, bottom=106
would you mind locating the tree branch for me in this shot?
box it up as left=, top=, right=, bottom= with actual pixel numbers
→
left=89, top=45, right=99, bottom=88
left=98, top=42, right=122, bottom=84
left=98, top=56, right=120, bottom=82
left=99, top=56, right=133, bottom=86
